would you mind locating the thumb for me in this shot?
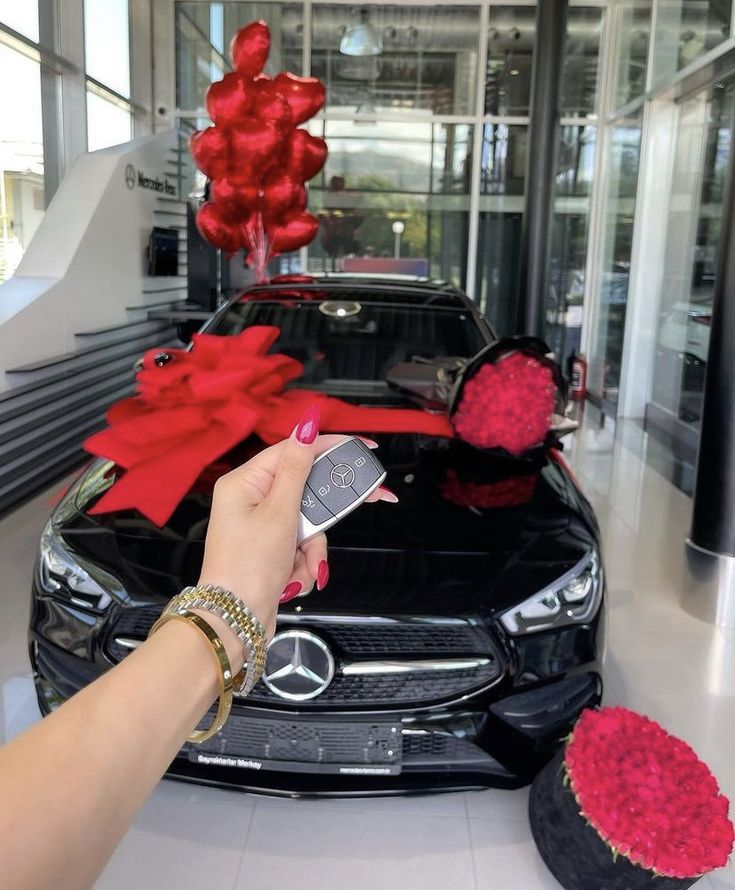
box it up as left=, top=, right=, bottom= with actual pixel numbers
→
left=265, top=405, right=320, bottom=518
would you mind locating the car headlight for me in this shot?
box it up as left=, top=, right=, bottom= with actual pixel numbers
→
left=499, top=550, right=602, bottom=635
left=37, top=460, right=123, bottom=611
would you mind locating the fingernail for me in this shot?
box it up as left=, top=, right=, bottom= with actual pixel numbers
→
left=357, top=436, right=379, bottom=449
left=377, top=486, right=399, bottom=503
left=279, top=581, right=303, bottom=604
left=294, top=405, right=320, bottom=445
left=317, top=559, right=329, bottom=590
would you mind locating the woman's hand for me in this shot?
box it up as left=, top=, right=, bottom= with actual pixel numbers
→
left=197, top=406, right=395, bottom=639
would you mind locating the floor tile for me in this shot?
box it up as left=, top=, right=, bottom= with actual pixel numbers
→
left=463, top=785, right=530, bottom=822
left=709, top=866, right=735, bottom=888
left=95, top=779, right=255, bottom=890
left=236, top=800, right=476, bottom=890
left=469, top=818, right=563, bottom=889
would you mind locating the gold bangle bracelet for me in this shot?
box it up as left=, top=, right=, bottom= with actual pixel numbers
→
left=148, top=609, right=234, bottom=744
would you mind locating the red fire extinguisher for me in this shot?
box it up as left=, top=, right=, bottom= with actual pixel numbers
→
left=571, top=353, right=587, bottom=401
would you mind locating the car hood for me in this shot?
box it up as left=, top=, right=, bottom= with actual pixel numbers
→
left=61, top=436, right=597, bottom=618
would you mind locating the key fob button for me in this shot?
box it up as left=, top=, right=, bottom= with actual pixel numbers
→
left=300, top=484, right=333, bottom=524
left=332, top=440, right=383, bottom=495
left=307, top=459, right=357, bottom=514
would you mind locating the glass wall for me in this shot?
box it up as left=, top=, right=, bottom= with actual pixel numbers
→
left=307, top=119, right=470, bottom=282
left=84, top=0, right=132, bottom=150
left=1, top=0, right=135, bottom=280
left=174, top=0, right=613, bottom=318
left=176, top=2, right=304, bottom=110
left=648, top=81, right=733, bottom=431
left=611, top=0, right=652, bottom=109
left=589, top=112, right=643, bottom=403
left=0, top=38, right=44, bottom=281
left=650, top=0, right=732, bottom=89
left=312, top=5, right=479, bottom=116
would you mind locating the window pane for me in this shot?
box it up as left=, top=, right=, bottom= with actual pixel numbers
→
left=481, top=124, right=527, bottom=196
left=651, top=0, right=731, bottom=88
left=485, top=6, right=536, bottom=117
left=545, top=125, right=597, bottom=369
left=86, top=90, right=132, bottom=151
left=476, top=211, right=523, bottom=334
left=562, top=7, right=603, bottom=118
left=306, top=120, right=470, bottom=286
left=649, top=82, right=733, bottom=438
left=0, top=43, right=44, bottom=282
left=176, top=2, right=303, bottom=110
left=312, top=5, right=479, bottom=116
left=589, top=112, right=644, bottom=404
left=612, top=1, right=652, bottom=111
left=0, top=0, right=39, bottom=41
left=84, top=0, right=130, bottom=97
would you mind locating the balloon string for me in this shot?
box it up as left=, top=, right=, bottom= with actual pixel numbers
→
left=243, top=213, right=269, bottom=285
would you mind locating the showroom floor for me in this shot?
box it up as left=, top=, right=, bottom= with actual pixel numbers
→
left=2, top=414, right=735, bottom=889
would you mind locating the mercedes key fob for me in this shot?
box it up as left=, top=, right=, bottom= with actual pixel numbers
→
left=297, top=437, right=387, bottom=544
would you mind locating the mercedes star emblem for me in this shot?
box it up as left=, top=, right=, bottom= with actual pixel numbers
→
left=124, top=163, right=136, bottom=190
left=330, top=463, right=356, bottom=488
left=262, top=630, right=335, bottom=701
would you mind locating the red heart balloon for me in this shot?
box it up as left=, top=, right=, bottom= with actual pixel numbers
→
left=229, top=118, right=285, bottom=178
left=205, top=72, right=253, bottom=125
left=190, top=127, right=230, bottom=180
left=267, top=210, right=319, bottom=255
left=272, top=72, right=326, bottom=125
left=196, top=203, right=243, bottom=253
left=283, top=129, right=328, bottom=180
left=261, top=170, right=307, bottom=222
left=211, top=177, right=260, bottom=221
left=252, top=79, right=294, bottom=134
left=230, top=20, right=270, bottom=77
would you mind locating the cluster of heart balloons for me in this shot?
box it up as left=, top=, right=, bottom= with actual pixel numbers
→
left=190, top=20, right=328, bottom=281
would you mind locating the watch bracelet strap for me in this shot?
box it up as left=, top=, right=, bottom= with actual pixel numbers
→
left=148, top=609, right=233, bottom=744
left=170, top=585, right=268, bottom=692
left=182, top=584, right=266, bottom=638
left=166, top=585, right=268, bottom=695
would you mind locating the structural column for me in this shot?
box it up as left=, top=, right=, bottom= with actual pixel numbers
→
left=515, top=0, right=568, bottom=337
left=686, top=110, right=735, bottom=628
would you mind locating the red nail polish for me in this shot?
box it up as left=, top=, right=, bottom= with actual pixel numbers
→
left=295, top=405, right=320, bottom=445
left=378, top=486, right=399, bottom=503
left=279, top=581, right=303, bottom=604
left=317, top=559, right=329, bottom=590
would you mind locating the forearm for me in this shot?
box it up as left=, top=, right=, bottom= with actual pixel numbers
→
left=0, top=616, right=243, bottom=890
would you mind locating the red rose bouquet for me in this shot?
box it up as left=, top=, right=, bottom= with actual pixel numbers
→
left=529, top=706, right=734, bottom=890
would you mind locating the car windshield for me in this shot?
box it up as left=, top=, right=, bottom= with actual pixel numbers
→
left=211, top=295, right=487, bottom=397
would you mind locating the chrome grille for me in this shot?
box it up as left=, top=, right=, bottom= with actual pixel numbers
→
left=107, top=606, right=502, bottom=708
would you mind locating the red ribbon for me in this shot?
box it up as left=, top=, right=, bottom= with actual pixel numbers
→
left=84, top=326, right=452, bottom=526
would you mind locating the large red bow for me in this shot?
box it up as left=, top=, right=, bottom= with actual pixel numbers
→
left=84, top=327, right=452, bottom=526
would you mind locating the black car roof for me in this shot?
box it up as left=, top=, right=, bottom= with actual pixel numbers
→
left=244, top=275, right=473, bottom=310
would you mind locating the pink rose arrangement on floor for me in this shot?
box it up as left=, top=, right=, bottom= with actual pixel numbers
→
left=564, top=707, right=734, bottom=879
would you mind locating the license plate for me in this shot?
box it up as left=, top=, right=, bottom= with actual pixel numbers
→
left=188, top=716, right=403, bottom=776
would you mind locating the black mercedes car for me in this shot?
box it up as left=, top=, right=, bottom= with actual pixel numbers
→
left=30, top=276, right=604, bottom=795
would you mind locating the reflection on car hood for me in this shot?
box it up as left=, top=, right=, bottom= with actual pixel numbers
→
left=60, top=436, right=597, bottom=617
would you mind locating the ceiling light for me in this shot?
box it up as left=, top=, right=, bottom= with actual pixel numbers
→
left=340, top=9, right=383, bottom=57
left=509, top=69, right=520, bottom=76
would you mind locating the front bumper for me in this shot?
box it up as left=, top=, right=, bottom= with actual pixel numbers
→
left=31, top=633, right=601, bottom=795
